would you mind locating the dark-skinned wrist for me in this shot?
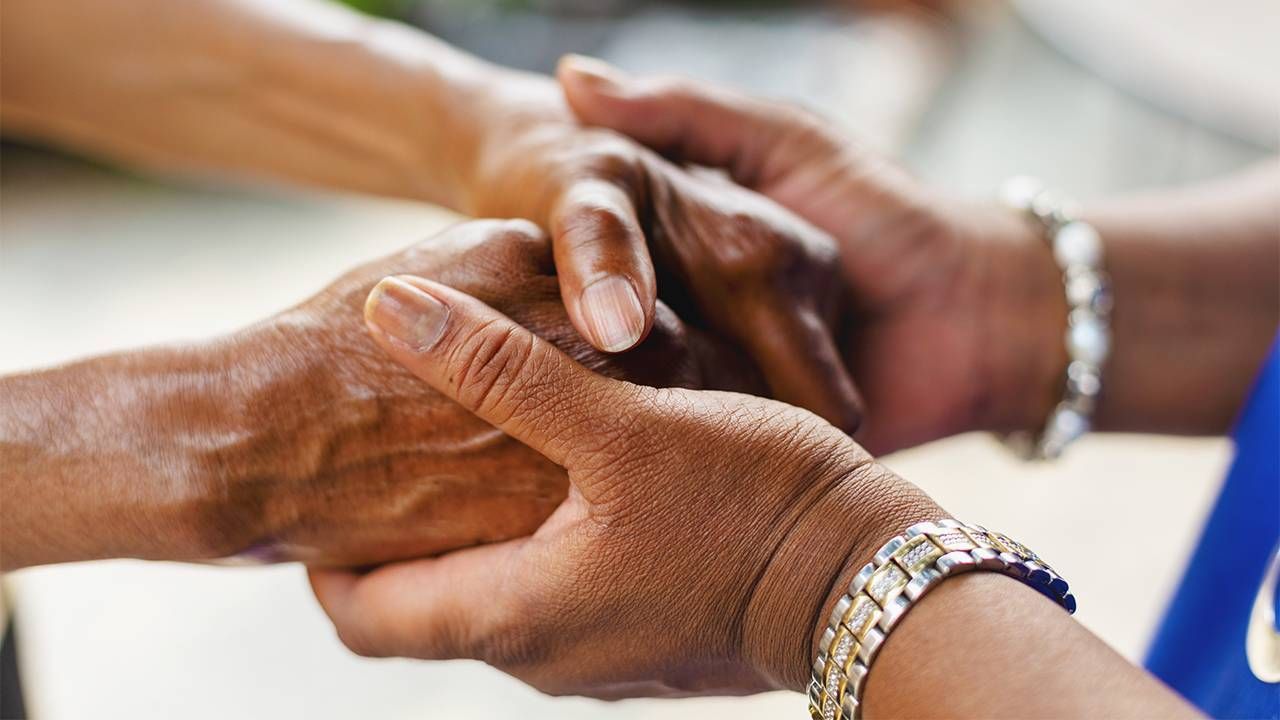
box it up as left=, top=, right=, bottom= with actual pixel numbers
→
left=741, top=457, right=943, bottom=691
left=961, top=202, right=1067, bottom=436
left=165, top=327, right=289, bottom=562
left=185, top=315, right=372, bottom=562
left=0, top=338, right=262, bottom=567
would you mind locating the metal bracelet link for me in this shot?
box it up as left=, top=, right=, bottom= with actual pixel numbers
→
left=806, top=519, right=1075, bottom=720
left=999, top=176, right=1111, bottom=460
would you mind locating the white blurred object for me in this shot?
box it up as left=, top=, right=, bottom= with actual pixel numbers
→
left=600, top=7, right=955, bottom=153
left=1013, top=0, right=1280, bottom=148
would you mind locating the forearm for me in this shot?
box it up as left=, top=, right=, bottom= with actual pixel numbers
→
left=742, top=467, right=1196, bottom=715
left=863, top=572, right=1197, bottom=718
left=986, top=164, right=1279, bottom=437
left=0, top=334, right=263, bottom=569
left=1086, top=163, right=1279, bottom=433
left=0, top=0, right=502, bottom=208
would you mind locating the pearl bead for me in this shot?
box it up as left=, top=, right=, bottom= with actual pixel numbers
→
left=1065, top=270, right=1100, bottom=308
left=1053, top=221, right=1102, bottom=268
left=1067, top=312, right=1110, bottom=365
left=1066, top=361, right=1102, bottom=398
left=1040, top=406, right=1090, bottom=459
left=1053, top=407, right=1089, bottom=440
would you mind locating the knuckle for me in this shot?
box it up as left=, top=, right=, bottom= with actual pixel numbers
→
left=448, top=320, right=538, bottom=421
left=560, top=199, right=637, bottom=248
left=710, top=223, right=808, bottom=293
left=396, top=219, right=546, bottom=276
left=473, top=218, right=552, bottom=271
left=578, top=141, right=646, bottom=192
left=415, top=219, right=523, bottom=253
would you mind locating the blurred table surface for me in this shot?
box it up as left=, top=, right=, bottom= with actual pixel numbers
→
left=0, top=3, right=1269, bottom=718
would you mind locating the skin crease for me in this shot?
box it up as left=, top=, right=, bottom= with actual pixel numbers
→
left=0, top=119, right=872, bottom=568
left=312, top=265, right=940, bottom=698
left=0, top=1, right=1270, bottom=715
left=0, top=0, right=860, bottom=424
left=0, top=221, right=774, bottom=570
left=0, top=0, right=873, bottom=568
left=557, top=58, right=1280, bottom=454
left=470, top=91, right=864, bottom=431
left=314, top=68, right=1267, bottom=718
left=202, top=220, right=763, bottom=567
left=309, top=265, right=1196, bottom=719
left=554, top=57, right=1063, bottom=454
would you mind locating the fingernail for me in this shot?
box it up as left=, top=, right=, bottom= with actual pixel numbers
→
left=580, top=275, right=644, bottom=353
left=560, top=54, right=627, bottom=92
left=365, top=276, right=449, bottom=351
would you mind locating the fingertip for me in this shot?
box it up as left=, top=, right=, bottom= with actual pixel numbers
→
left=785, top=383, right=864, bottom=437
left=551, top=184, right=657, bottom=354
left=831, top=395, right=865, bottom=437
left=574, top=273, right=650, bottom=353
left=820, top=359, right=866, bottom=436
left=557, top=54, right=627, bottom=95
left=804, top=361, right=865, bottom=436
left=363, top=276, right=394, bottom=328
left=361, top=275, right=451, bottom=353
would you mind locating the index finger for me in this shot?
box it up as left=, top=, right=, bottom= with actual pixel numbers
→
left=551, top=178, right=657, bottom=354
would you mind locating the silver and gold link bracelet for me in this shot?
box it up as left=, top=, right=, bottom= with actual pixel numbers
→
left=806, top=520, right=1075, bottom=720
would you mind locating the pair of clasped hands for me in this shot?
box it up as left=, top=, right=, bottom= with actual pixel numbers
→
left=287, top=60, right=1052, bottom=697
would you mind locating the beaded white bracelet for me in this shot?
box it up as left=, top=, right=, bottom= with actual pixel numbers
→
left=999, top=176, right=1112, bottom=460
left=806, top=520, right=1075, bottom=720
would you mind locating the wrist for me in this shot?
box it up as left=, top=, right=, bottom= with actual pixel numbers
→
left=0, top=343, right=256, bottom=566
left=963, top=202, right=1066, bottom=435
left=185, top=316, right=365, bottom=562
left=457, top=70, right=574, bottom=218
left=160, top=331, right=287, bottom=562
left=273, top=12, right=508, bottom=210
left=741, top=458, right=942, bottom=691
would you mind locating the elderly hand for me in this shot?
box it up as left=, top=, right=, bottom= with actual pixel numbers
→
left=0, top=220, right=763, bottom=569
left=464, top=73, right=862, bottom=431
left=209, top=220, right=779, bottom=567
left=309, top=272, right=940, bottom=697
left=557, top=58, right=1066, bottom=453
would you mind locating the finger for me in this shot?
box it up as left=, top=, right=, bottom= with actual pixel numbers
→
left=309, top=539, right=525, bottom=661
left=551, top=178, right=656, bottom=353
left=361, top=262, right=633, bottom=467
left=557, top=55, right=832, bottom=187
left=739, top=301, right=863, bottom=434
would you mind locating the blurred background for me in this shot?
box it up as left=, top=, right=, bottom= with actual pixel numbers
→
left=1, top=0, right=1275, bottom=717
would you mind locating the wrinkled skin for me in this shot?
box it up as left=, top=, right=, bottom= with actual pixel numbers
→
left=311, top=264, right=939, bottom=697
left=470, top=78, right=864, bottom=432
left=204, top=220, right=768, bottom=568
left=559, top=62, right=1064, bottom=454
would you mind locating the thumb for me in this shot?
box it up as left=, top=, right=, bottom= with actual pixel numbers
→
left=362, top=254, right=634, bottom=470
left=557, top=54, right=835, bottom=189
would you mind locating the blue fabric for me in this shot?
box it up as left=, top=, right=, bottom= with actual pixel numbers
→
left=1146, top=334, right=1280, bottom=718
